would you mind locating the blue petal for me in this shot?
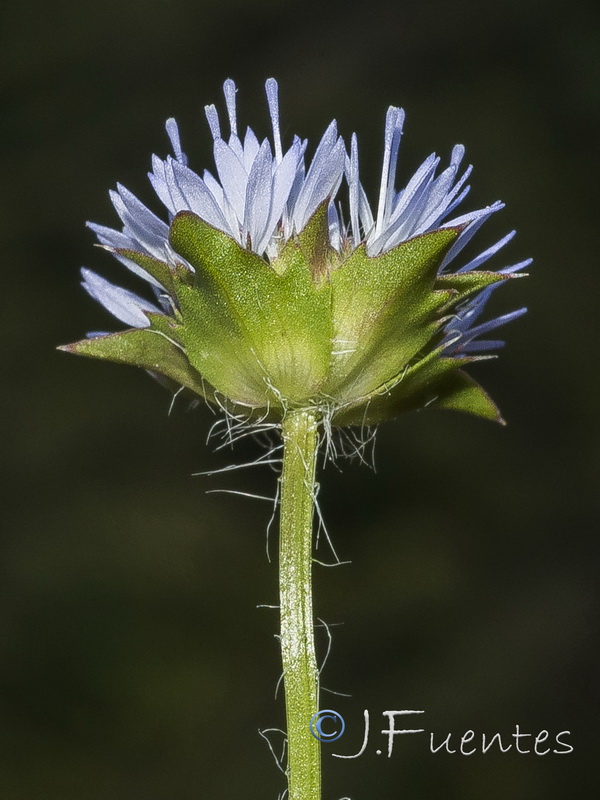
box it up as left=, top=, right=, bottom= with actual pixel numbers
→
left=170, top=160, right=231, bottom=232
left=292, top=122, right=345, bottom=232
left=244, top=140, right=274, bottom=250
left=213, top=138, right=250, bottom=222
left=81, top=268, right=160, bottom=328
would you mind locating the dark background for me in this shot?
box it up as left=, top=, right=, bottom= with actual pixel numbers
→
left=1, top=0, right=598, bottom=797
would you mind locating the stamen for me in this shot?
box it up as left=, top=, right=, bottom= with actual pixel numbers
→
left=223, top=78, right=238, bottom=139
left=265, top=78, right=283, bottom=164
left=375, top=106, right=402, bottom=236
left=165, top=118, right=186, bottom=165
left=450, top=143, right=465, bottom=168
left=349, top=133, right=360, bottom=245
left=204, top=104, right=221, bottom=140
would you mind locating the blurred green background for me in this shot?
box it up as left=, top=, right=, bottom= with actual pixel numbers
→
left=1, top=0, right=598, bottom=797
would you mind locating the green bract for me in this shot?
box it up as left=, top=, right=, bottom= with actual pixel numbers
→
left=63, top=205, right=519, bottom=426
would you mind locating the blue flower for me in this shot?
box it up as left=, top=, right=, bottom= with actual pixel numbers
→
left=68, top=79, right=529, bottom=426
left=83, top=79, right=346, bottom=328
left=345, top=106, right=530, bottom=356
left=83, top=81, right=528, bottom=361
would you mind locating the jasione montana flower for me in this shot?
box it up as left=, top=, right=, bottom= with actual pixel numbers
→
left=62, top=79, right=529, bottom=425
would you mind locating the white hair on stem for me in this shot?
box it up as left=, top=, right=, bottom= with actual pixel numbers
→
left=274, top=663, right=284, bottom=701
left=258, top=727, right=287, bottom=775
left=192, top=445, right=282, bottom=476
left=313, top=558, right=352, bottom=568
left=264, top=477, right=281, bottom=563
left=205, top=488, right=276, bottom=501
left=167, top=385, right=184, bottom=417
left=334, top=424, right=378, bottom=469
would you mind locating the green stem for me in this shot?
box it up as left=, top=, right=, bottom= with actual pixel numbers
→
left=279, top=408, right=321, bottom=800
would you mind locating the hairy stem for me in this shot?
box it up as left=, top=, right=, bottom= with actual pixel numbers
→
left=279, top=408, right=321, bottom=800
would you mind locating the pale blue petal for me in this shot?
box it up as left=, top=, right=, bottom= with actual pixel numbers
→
left=202, top=169, right=224, bottom=206
left=347, top=133, right=361, bottom=245
left=292, top=125, right=345, bottom=231
left=286, top=138, right=308, bottom=210
left=358, top=183, right=375, bottom=241
left=464, top=307, right=528, bottom=339
left=81, top=268, right=159, bottom=328
left=499, top=258, right=532, bottom=275
left=213, top=138, right=249, bottom=221
left=387, top=154, right=438, bottom=224
left=413, top=162, right=472, bottom=233
left=439, top=202, right=504, bottom=270
left=87, top=222, right=135, bottom=250
left=458, top=339, right=506, bottom=353
left=244, top=140, right=273, bottom=251
left=368, top=154, right=439, bottom=252
left=162, top=158, right=192, bottom=213
left=242, top=127, right=261, bottom=172
left=457, top=230, right=516, bottom=273
left=434, top=181, right=471, bottom=223
left=328, top=202, right=342, bottom=252
left=148, top=156, right=178, bottom=215
left=86, top=222, right=162, bottom=288
left=259, top=139, right=303, bottom=252
left=170, top=160, right=231, bottom=231
left=110, top=185, right=169, bottom=260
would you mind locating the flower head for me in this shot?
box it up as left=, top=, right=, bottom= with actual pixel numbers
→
left=88, top=79, right=345, bottom=267
left=62, top=79, right=529, bottom=427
